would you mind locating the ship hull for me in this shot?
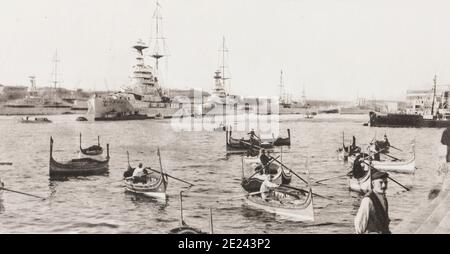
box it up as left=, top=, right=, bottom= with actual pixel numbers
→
left=368, top=111, right=450, bottom=128
left=88, top=95, right=182, bottom=121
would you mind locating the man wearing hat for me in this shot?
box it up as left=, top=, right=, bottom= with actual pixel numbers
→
left=354, top=170, right=391, bottom=234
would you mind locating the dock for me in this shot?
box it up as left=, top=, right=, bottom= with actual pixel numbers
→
left=394, top=179, right=450, bottom=233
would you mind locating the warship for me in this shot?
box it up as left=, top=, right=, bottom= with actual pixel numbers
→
left=87, top=2, right=180, bottom=121
left=202, top=37, right=244, bottom=116
left=1, top=52, right=84, bottom=115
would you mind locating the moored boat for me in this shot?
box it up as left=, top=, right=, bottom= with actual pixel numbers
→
left=79, top=133, right=103, bottom=156
left=226, top=129, right=274, bottom=154
left=273, top=129, right=291, bottom=146
left=76, top=116, right=88, bottom=121
left=49, top=137, right=110, bottom=177
left=20, top=116, right=52, bottom=123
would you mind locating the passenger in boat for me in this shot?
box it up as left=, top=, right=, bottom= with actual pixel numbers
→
left=132, top=163, right=148, bottom=183
left=260, top=174, right=280, bottom=202
left=354, top=170, right=391, bottom=234
left=441, top=127, right=450, bottom=162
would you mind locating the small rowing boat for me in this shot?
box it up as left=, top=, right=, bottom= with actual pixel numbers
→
left=169, top=191, right=213, bottom=234
left=49, top=136, right=110, bottom=178
left=348, top=144, right=416, bottom=174
left=79, top=133, right=103, bottom=156
left=273, top=129, right=291, bottom=146
left=348, top=170, right=371, bottom=193
left=123, top=149, right=168, bottom=200
left=124, top=170, right=168, bottom=200
left=226, top=130, right=273, bottom=154
left=244, top=183, right=314, bottom=222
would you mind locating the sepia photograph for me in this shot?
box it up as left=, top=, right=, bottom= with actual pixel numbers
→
left=1, top=0, right=450, bottom=241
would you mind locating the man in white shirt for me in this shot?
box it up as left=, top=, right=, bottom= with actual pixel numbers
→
left=132, top=163, right=147, bottom=183
left=259, top=174, right=280, bottom=202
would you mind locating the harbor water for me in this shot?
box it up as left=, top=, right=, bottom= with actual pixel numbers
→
left=0, top=114, right=445, bottom=233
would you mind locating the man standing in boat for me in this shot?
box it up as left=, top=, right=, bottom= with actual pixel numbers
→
left=441, top=127, right=450, bottom=162
left=258, top=149, right=271, bottom=174
left=354, top=170, right=391, bottom=234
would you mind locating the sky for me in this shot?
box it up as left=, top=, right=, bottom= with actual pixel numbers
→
left=2, top=0, right=450, bottom=101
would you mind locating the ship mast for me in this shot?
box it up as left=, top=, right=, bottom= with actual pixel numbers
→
left=52, top=50, right=59, bottom=102
left=431, top=74, right=437, bottom=116
left=219, top=37, right=230, bottom=95
left=279, top=70, right=284, bottom=104
left=151, top=1, right=165, bottom=73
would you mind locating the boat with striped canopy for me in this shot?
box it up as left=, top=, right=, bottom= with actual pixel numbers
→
left=49, top=136, right=110, bottom=177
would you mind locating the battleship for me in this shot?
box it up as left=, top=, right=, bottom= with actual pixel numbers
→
left=0, top=52, right=87, bottom=115
left=87, top=3, right=180, bottom=121
left=202, top=37, right=244, bottom=116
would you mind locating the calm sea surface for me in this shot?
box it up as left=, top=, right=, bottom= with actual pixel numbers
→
left=0, top=114, right=445, bottom=233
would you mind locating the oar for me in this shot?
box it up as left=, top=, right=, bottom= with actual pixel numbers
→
left=0, top=187, right=47, bottom=200
left=361, top=161, right=410, bottom=191
left=315, top=172, right=352, bottom=184
left=126, top=151, right=131, bottom=167
left=268, top=155, right=308, bottom=185
left=243, top=156, right=280, bottom=180
left=145, top=167, right=194, bottom=187
left=0, top=162, right=13, bottom=166
left=388, top=145, right=403, bottom=152
left=217, top=190, right=268, bottom=202
left=278, top=184, right=335, bottom=201
left=380, top=152, right=401, bottom=161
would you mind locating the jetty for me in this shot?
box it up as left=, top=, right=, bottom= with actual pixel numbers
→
left=394, top=184, right=450, bottom=233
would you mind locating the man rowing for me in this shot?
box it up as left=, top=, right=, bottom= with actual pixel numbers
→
left=348, top=136, right=361, bottom=156
left=354, top=170, right=391, bottom=234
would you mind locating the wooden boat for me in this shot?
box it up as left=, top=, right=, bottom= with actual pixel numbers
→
left=124, top=170, right=168, bottom=200
left=169, top=192, right=213, bottom=234
left=226, top=129, right=274, bottom=153
left=348, top=169, right=371, bottom=193
left=273, top=129, right=291, bottom=146
left=244, top=183, right=314, bottom=222
left=20, top=117, right=52, bottom=123
left=241, top=155, right=293, bottom=192
left=348, top=145, right=416, bottom=174
left=243, top=154, right=292, bottom=186
left=79, top=133, right=103, bottom=156
left=245, top=187, right=314, bottom=222
left=76, top=116, right=88, bottom=121
left=123, top=149, right=169, bottom=200
left=49, top=137, right=109, bottom=177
